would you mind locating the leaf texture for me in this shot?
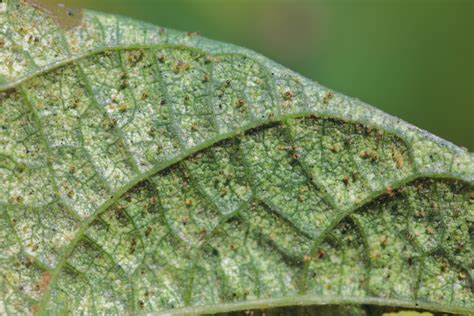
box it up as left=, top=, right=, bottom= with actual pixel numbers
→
left=0, top=1, right=473, bottom=315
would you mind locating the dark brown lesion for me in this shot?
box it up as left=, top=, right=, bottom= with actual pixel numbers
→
left=21, top=0, right=83, bottom=30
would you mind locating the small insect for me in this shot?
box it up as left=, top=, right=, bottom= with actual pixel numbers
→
left=199, top=228, right=208, bottom=238
left=360, top=149, right=379, bottom=162
left=145, top=226, right=152, bottom=237
left=235, top=98, right=246, bottom=109
left=380, top=235, right=389, bottom=247
left=283, top=91, right=294, bottom=101
left=392, top=150, right=404, bottom=169
left=181, top=216, right=189, bottom=226
left=316, top=249, right=325, bottom=259
left=386, top=187, right=396, bottom=198
left=369, top=249, right=381, bottom=260
left=322, top=92, right=334, bottom=104
left=118, top=104, right=128, bottom=112
left=14, top=195, right=24, bottom=204
left=342, top=176, right=351, bottom=186
left=127, top=50, right=144, bottom=65
left=186, top=31, right=200, bottom=38
left=174, top=61, right=190, bottom=74
left=129, top=238, right=137, bottom=254
left=119, top=80, right=129, bottom=90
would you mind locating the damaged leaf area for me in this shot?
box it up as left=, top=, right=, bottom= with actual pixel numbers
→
left=0, top=1, right=473, bottom=315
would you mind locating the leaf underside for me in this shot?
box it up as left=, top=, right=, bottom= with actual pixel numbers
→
left=0, top=1, right=473, bottom=315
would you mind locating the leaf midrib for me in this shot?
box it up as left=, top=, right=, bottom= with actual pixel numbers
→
left=153, top=293, right=472, bottom=315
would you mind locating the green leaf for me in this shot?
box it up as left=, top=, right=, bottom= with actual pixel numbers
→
left=0, top=1, right=472, bottom=315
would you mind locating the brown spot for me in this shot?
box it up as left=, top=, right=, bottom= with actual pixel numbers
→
left=185, top=199, right=193, bottom=207
left=426, top=226, right=434, bottom=235
left=202, top=74, right=209, bottom=83
left=36, top=272, right=52, bottom=293
left=31, top=304, right=41, bottom=314
left=0, top=38, right=5, bottom=49
left=141, top=92, right=149, bottom=100
left=380, top=235, right=389, bottom=247
left=303, top=255, right=312, bottom=262
left=158, top=54, right=166, bottom=63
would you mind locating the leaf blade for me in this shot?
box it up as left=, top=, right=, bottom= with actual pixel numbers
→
left=0, top=1, right=472, bottom=315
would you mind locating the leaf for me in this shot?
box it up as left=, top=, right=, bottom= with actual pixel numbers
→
left=0, top=1, right=472, bottom=315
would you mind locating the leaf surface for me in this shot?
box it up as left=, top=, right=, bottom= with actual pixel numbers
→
left=0, top=1, right=473, bottom=315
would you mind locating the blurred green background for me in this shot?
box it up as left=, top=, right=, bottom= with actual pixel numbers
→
left=77, top=0, right=473, bottom=149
